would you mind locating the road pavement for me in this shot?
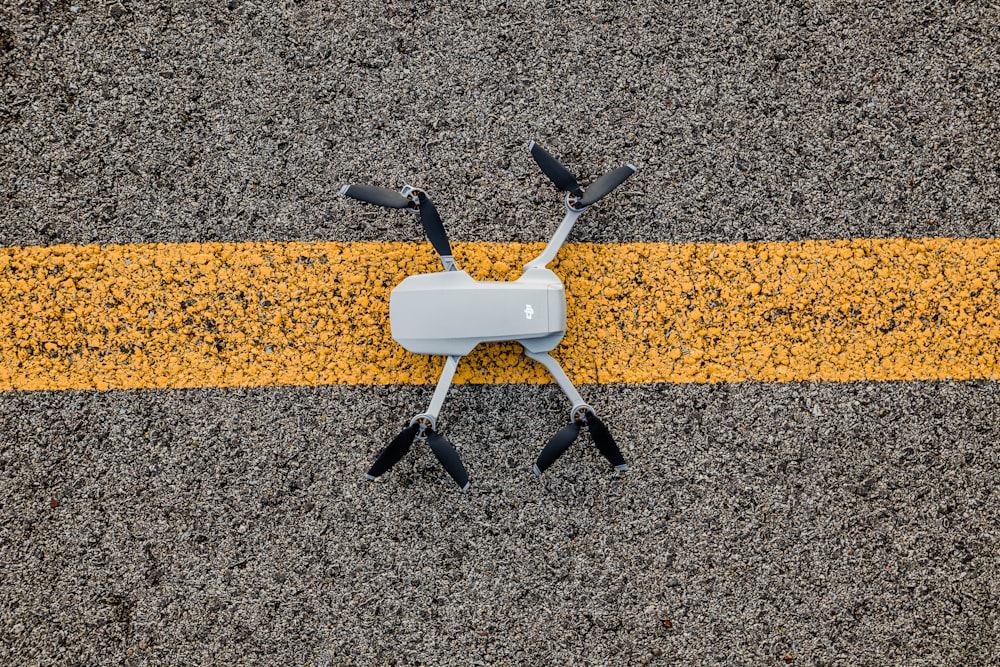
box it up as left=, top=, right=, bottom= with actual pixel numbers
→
left=1, top=1, right=998, bottom=665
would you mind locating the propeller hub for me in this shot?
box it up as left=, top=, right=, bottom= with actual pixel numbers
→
left=399, top=185, right=421, bottom=212
left=571, top=404, right=593, bottom=424
left=408, top=413, right=436, bottom=438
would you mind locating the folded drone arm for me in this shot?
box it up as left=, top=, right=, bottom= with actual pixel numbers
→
left=367, top=354, right=470, bottom=490
left=523, top=206, right=583, bottom=271
left=420, top=354, right=461, bottom=427
left=340, top=183, right=457, bottom=272
left=523, top=140, right=636, bottom=271
left=523, top=349, right=628, bottom=474
left=523, top=350, right=585, bottom=410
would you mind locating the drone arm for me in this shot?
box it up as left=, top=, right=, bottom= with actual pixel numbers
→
left=523, top=350, right=586, bottom=411
left=386, top=354, right=469, bottom=491
left=413, top=355, right=462, bottom=428
left=525, top=349, right=628, bottom=474
left=524, top=205, right=583, bottom=271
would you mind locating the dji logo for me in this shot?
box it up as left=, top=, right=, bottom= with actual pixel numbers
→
left=524, top=304, right=534, bottom=320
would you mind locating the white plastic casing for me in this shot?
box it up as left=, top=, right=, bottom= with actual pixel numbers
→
left=389, top=268, right=566, bottom=356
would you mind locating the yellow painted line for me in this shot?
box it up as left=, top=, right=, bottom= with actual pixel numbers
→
left=1, top=238, right=998, bottom=391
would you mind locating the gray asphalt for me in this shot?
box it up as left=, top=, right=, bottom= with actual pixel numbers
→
left=2, top=1, right=999, bottom=665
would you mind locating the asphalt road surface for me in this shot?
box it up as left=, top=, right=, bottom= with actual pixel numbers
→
left=2, top=1, right=998, bottom=665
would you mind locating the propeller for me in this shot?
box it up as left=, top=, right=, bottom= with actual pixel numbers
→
left=577, top=165, right=637, bottom=208
left=366, top=422, right=469, bottom=490
left=340, top=183, right=455, bottom=270
left=340, top=184, right=411, bottom=209
left=528, top=140, right=636, bottom=209
left=367, top=422, right=419, bottom=480
left=533, top=409, right=628, bottom=475
left=426, top=427, right=470, bottom=491
left=533, top=421, right=580, bottom=476
left=415, top=193, right=453, bottom=262
left=586, top=412, right=628, bottom=470
left=527, top=141, right=582, bottom=195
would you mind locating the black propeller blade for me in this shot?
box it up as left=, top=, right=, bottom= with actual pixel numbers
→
left=533, top=421, right=581, bottom=476
left=367, top=423, right=469, bottom=490
left=586, top=413, right=628, bottom=470
left=528, top=140, right=582, bottom=194
left=340, top=184, right=455, bottom=269
left=340, top=184, right=411, bottom=209
left=576, top=164, right=637, bottom=208
left=415, top=193, right=453, bottom=261
left=534, top=410, right=628, bottom=475
left=367, top=422, right=419, bottom=480
left=426, top=428, right=470, bottom=491
left=528, top=140, right=636, bottom=209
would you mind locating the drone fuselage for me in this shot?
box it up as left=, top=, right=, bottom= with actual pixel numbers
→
left=389, top=267, right=566, bottom=356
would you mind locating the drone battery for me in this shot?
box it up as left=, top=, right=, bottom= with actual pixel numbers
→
left=389, top=269, right=566, bottom=356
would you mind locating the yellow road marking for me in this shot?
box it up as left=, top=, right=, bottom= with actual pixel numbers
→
left=1, top=238, right=998, bottom=391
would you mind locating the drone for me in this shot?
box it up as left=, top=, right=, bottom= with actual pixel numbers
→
left=341, top=141, right=636, bottom=490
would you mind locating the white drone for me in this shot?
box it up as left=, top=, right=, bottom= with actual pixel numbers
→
left=341, top=141, right=636, bottom=490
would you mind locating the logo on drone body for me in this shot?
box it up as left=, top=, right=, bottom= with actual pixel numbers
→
left=524, top=304, right=534, bottom=320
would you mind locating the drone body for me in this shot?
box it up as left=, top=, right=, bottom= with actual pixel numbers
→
left=390, top=267, right=565, bottom=356
left=341, top=141, right=636, bottom=490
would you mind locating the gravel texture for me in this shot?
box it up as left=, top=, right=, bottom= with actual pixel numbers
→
left=2, top=1, right=999, bottom=248
left=2, top=383, right=1000, bottom=665
left=2, top=1, right=999, bottom=665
